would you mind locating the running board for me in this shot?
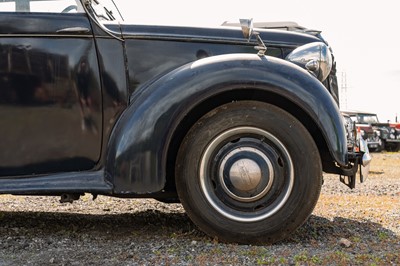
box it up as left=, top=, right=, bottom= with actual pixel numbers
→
left=0, top=170, right=113, bottom=195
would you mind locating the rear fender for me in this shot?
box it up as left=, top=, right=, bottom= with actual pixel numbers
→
left=106, top=53, right=346, bottom=194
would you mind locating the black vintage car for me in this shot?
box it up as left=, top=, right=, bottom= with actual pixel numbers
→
left=0, top=0, right=371, bottom=244
left=343, top=111, right=400, bottom=152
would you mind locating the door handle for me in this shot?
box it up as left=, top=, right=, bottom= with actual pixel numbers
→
left=56, top=27, right=90, bottom=34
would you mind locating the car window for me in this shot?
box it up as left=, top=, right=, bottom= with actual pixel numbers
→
left=360, top=115, right=379, bottom=124
left=349, top=116, right=357, bottom=123
left=0, top=0, right=84, bottom=13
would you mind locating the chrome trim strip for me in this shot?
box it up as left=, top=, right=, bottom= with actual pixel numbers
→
left=122, top=34, right=299, bottom=48
left=0, top=34, right=94, bottom=38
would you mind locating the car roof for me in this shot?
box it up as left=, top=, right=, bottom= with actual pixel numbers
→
left=341, top=110, right=378, bottom=116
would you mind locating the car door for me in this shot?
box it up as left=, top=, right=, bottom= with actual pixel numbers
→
left=0, top=0, right=102, bottom=176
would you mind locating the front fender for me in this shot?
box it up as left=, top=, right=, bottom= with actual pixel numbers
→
left=106, top=53, right=346, bottom=194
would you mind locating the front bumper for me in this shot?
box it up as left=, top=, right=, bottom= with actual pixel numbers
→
left=340, top=138, right=371, bottom=189
left=386, top=139, right=400, bottom=143
left=363, top=135, right=381, bottom=149
left=366, top=140, right=380, bottom=149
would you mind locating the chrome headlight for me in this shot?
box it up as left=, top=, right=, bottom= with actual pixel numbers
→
left=286, top=42, right=333, bottom=81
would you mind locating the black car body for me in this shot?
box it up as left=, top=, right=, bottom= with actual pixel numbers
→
left=0, top=0, right=370, bottom=244
left=343, top=111, right=400, bottom=152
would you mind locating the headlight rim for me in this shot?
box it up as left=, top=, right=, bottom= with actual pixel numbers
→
left=285, top=42, right=333, bottom=82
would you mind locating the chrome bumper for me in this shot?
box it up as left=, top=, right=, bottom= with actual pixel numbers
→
left=339, top=138, right=371, bottom=189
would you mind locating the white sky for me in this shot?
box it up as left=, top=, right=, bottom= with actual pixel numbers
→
left=114, top=0, right=400, bottom=122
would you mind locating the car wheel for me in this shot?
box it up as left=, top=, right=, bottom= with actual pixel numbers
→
left=386, top=142, right=400, bottom=152
left=175, top=101, right=322, bottom=244
left=395, top=143, right=400, bottom=152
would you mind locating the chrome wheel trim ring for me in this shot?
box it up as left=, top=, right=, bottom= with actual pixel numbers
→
left=199, top=126, right=294, bottom=223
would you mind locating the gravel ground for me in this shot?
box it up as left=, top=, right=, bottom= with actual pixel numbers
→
left=0, top=152, right=399, bottom=265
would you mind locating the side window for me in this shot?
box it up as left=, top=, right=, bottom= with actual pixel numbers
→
left=0, top=1, right=15, bottom=11
left=0, top=0, right=84, bottom=13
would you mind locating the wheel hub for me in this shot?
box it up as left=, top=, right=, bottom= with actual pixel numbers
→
left=229, top=158, right=261, bottom=191
left=219, top=147, right=274, bottom=202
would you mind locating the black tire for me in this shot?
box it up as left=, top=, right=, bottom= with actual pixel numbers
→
left=175, top=101, right=322, bottom=244
left=395, top=143, right=400, bottom=152
left=386, top=142, right=400, bottom=152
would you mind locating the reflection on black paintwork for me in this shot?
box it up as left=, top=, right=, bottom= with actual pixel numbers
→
left=124, top=39, right=282, bottom=94
left=196, top=49, right=210, bottom=59
left=0, top=43, right=68, bottom=105
left=74, top=55, right=98, bottom=134
left=0, top=37, right=102, bottom=175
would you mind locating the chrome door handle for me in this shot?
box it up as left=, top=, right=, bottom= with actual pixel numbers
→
left=56, top=27, right=90, bottom=34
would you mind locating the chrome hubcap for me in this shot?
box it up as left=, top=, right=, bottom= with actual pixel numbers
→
left=229, top=158, right=261, bottom=191
left=219, top=147, right=274, bottom=202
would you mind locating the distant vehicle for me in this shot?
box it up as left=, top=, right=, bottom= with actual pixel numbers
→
left=342, top=111, right=400, bottom=152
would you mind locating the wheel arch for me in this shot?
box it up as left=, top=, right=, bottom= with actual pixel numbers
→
left=106, top=53, right=346, bottom=195
left=165, top=89, right=338, bottom=192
